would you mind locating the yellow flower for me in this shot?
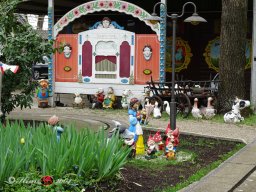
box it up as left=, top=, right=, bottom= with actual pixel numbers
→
left=20, top=138, right=25, bottom=144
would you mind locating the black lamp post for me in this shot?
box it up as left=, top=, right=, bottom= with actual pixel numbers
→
left=146, top=2, right=206, bottom=130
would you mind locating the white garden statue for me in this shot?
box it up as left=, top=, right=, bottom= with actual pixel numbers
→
left=224, top=97, right=250, bottom=123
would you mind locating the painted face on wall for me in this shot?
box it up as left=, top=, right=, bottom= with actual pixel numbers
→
left=63, top=45, right=72, bottom=58
left=143, top=46, right=152, bottom=61
left=102, top=20, right=110, bottom=28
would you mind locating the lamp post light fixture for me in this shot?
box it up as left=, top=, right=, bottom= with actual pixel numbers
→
left=146, top=2, right=206, bottom=131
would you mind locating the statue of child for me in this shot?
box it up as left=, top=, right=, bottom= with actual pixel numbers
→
left=48, top=115, right=64, bottom=142
left=128, top=98, right=145, bottom=155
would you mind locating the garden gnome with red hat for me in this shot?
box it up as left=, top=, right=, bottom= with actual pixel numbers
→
left=152, top=131, right=164, bottom=151
left=145, top=135, right=158, bottom=160
left=165, top=123, right=179, bottom=159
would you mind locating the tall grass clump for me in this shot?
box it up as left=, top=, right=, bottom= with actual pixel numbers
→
left=0, top=120, right=131, bottom=186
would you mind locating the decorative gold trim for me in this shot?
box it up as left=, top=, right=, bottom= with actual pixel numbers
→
left=143, top=69, right=152, bottom=75
left=64, top=66, right=71, bottom=72
left=203, top=37, right=252, bottom=72
left=166, top=37, right=193, bottom=72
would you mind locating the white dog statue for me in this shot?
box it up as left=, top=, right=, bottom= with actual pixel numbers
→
left=224, top=97, right=250, bottom=123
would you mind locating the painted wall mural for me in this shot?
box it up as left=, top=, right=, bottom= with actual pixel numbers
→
left=166, top=37, right=193, bottom=72
left=203, top=37, right=252, bottom=72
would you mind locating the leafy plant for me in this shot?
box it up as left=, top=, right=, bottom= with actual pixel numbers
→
left=0, top=0, right=53, bottom=122
left=0, top=120, right=131, bottom=190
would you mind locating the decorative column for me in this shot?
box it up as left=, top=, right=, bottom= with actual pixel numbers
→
left=159, top=0, right=166, bottom=83
left=48, top=0, right=54, bottom=106
left=251, top=0, right=256, bottom=112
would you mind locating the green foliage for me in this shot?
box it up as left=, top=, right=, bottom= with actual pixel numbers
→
left=0, top=121, right=131, bottom=190
left=0, top=0, right=53, bottom=122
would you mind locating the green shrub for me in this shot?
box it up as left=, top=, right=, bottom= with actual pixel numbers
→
left=0, top=121, right=131, bottom=190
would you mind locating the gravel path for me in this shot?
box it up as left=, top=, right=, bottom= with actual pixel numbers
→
left=9, top=107, right=256, bottom=144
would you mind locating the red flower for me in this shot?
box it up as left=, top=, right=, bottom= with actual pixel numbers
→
left=64, top=17, right=68, bottom=24
left=99, top=1, right=105, bottom=7
left=121, top=3, right=128, bottom=10
left=85, top=4, right=92, bottom=10
left=108, top=2, right=114, bottom=8
left=41, top=176, right=53, bottom=186
left=135, top=9, right=141, bottom=16
left=74, top=9, right=80, bottom=16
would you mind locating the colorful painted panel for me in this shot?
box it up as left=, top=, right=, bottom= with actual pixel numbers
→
left=120, top=41, right=130, bottom=78
left=55, top=34, right=78, bottom=82
left=203, top=37, right=252, bottom=72
left=166, top=37, right=193, bottom=72
left=54, top=0, right=160, bottom=39
left=82, top=41, right=92, bottom=77
left=135, top=34, right=160, bottom=84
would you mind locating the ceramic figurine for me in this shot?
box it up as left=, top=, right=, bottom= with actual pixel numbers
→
left=48, top=115, right=64, bottom=142
left=144, top=98, right=154, bottom=124
left=165, top=140, right=176, bottom=160
left=192, top=98, right=202, bottom=119
left=153, top=101, right=161, bottom=119
left=110, top=120, right=135, bottom=157
left=73, top=93, right=85, bottom=108
left=35, top=79, right=49, bottom=108
left=145, top=135, right=157, bottom=160
left=92, top=88, right=104, bottom=109
left=103, top=87, right=116, bottom=109
left=128, top=98, right=145, bottom=155
left=109, top=120, right=135, bottom=142
left=204, top=97, right=216, bottom=119
left=163, top=101, right=170, bottom=116
left=224, top=97, right=250, bottom=123
left=121, top=89, right=131, bottom=109
left=140, top=108, right=147, bottom=125
left=152, top=131, right=164, bottom=151
left=165, top=124, right=179, bottom=153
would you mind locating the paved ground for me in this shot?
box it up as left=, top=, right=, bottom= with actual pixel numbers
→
left=8, top=103, right=256, bottom=192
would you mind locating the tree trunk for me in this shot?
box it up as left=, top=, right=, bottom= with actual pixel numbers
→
left=218, top=0, right=248, bottom=113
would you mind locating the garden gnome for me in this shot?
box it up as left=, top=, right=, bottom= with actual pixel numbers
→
left=92, top=88, right=104, bottom=109
left=153, top=131, right=164, bottom=151
left=103, top=87, right=116, bottom=109
left=35, top=79, right=49, bottom=108
left=165, top=140, right=175, bottom=160
left=165, top=124, right=179, bottom=153
left=128, top=98, right=145, bottom=155
left=48, top=115, right=64, bottom=142
left=145, top=135, right=157, bottom=160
